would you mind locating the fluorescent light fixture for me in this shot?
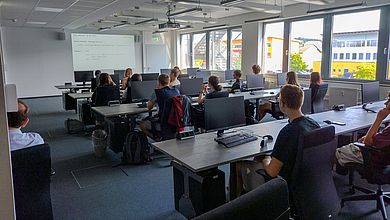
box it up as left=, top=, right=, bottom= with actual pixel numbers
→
left=26, top=21, right=47, bottom=25
left=153, top=30, right=167, bottom=34
left=203, top=24, right=228, bottom=30
left=307, top=2, right=366, bottom=13
left=98, top=27, right=111, bottom=31
left=220, top=0, right=245, bottom=7
left=168, top=7, right=202, bottom=17
left=244, top=15, right=280, bottom=23
left=293, top=0, right=334, bottom=5
left=135, top=18, right=158, bottom=25
left=113, top=23, right=129, bottom=28
left=35, top=7, right=64, bottom=13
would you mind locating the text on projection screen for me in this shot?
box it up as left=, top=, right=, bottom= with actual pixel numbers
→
left=71, top=33, right=136, bottom=71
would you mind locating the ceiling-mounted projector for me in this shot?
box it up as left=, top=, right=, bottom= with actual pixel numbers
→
left=159, top=20, right=180, bottom=30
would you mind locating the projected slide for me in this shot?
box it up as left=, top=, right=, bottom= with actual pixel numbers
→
left=71, top=33, right=136, bottom=71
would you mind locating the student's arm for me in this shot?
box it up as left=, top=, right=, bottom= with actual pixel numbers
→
left=198, top=85, right=207, bottom=104
left=364, top=107, right=390, bottom=145
left=147, top=100, right=154, bottom=111
left=262, top=156, right=283, bottom=177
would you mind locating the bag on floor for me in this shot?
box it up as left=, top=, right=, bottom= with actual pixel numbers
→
left=122, top=130, right=151, bottom=164
left=65, top=118, right=85, bottom=134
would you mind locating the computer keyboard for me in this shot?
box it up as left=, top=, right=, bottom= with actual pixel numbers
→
left=137, top=102, right=147, bottom=108
left=215, top=133, right=258, bottom=148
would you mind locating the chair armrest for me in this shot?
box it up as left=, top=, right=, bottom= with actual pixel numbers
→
left=255, top=169, right=275, bottom=182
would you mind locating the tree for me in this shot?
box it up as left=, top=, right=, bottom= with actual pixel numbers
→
left=353, top=63, right=376, bottom=80
left=290, top=53, right=308, bottom=73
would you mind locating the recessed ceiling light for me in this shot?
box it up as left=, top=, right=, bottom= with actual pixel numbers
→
left=35, top=7, right=64, bottom=13
left=26, top=21, right=47, bottom=25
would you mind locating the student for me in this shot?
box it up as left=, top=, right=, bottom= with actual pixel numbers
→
left=122, top=73, right=142, bottom=103
left=257, top=71, right=300, bottom=121
left=173, top=66, right=182, bottom=75
left=236, top=85, right=320, bottom=195
left=121, top=68, right=133, bottom=89
left=198, top=75, right=228, bottom=104
left=169, top=68, right=181, bottom=88
left=336, top=92, right=390, bottom=169
left=141, top=74, right=180, bottom=137
left=92, top=73, right=116, bottom=104
left=252, top=64, right=261, bottom=75
left=229, top=70, right=242, bottom=93
left=309, top=72, right=322, bottom=113
left=8, top=100, right=44, bottom=151
left=94, top=70, right=101, bottom=78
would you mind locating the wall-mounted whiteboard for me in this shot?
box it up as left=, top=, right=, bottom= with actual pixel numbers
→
left=71, top=33, right=136, bottom=71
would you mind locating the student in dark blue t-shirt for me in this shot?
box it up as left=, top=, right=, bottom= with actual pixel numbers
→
left=235, top=84, right=320, bottom=195
left=229, top=70, right=242, bottom=93
left=198, top=75, right=228, bottom=104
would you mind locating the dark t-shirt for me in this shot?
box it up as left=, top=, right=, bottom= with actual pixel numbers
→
left=230, top=79, right=241, bottom=92
left=271, top=116, right=320, bottom=183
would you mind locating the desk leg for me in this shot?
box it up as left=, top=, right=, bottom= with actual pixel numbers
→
left=130, top=115, right=136, bottom=132
left=255, top=99, right=260, bottom=120
left=229, top=162, right=238, bottom=201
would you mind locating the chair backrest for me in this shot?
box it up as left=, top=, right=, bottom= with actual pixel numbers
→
left=11, top=143, right=53, bottom=220
left=95, top=85, right=120, bottom=106
left=91, top=77, right=97, bottom=91
left=312, top=84, right=328, bottom=114
left=291, top=126, right=340, bottom=219
left=301, top=88, right=312, bottom=114
left=194, top=178, right=290, bottom=220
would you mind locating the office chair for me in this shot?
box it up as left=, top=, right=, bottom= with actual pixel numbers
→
left=11, top=143, right=53, bottom=220
left=194, top=178, right=290, bottom=220
left=311, top=84, right=328, bottom=114
left=342, top=142, right=390, bottom=220
left=94, top=85, right=120, bottom=106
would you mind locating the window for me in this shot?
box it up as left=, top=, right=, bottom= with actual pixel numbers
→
left=209, top=30, right=227, bottom=71
left=230, top=28, right=242, bottom=70
left=192, top=33, right=207, bottom=69
left=340, top=53, right=344, bottom=59
left=264, top=22, right=284, bottom=74
left=180, top=34, right=191, bottom=68
left=289, top=18, right=323, bottom=75
left=333, top=53, right=338, bottom=59
left=331, top=10, right=380, bottom=79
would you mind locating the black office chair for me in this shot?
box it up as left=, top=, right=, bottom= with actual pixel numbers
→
left=311, top=84, right=328, bottom=114
left=194, top=178, right=290, bottom=220
left=11, top=143, right=53, bottom=220
left=290, top=126, right=340, bottom=219
left=94, top=85, right=120, bottom=106
left=342, top=142, right=390, bottom=220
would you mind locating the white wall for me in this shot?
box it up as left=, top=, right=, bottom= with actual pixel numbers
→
left=242, top=22, right=262, bottom=75
left=1, top=27, right=143, bottom=98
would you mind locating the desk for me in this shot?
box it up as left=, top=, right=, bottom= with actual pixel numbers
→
left=55, top=85, right=91, bottom=111
left=54, top=84, right=91, bottom=91
left=68, top=92, right=93, bottom=100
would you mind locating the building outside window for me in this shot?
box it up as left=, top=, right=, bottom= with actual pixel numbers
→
left=209, top=30, right=228, bottom=71
left=192, top=33, right=207, bottom=69
left=230, top=28, right=242, bottom=70
left=180, top=34, right=191, bottom=68
left=263, top=22, right=284, bottom=74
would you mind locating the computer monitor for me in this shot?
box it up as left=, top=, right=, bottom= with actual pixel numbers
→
left=130, top=81, right=156, bottom=101
left=74, top=71, right=93, bottom=85
left=246, top=74, right=264, bottom=90
left=225, top=70, right=234, bottom=82
left=114, top=70, right=125, bottom=77
left=160, top=69, right=171, bottom=75
left=277, top=73, right=286, bottom=86
left=109, top=74, right=120, bottom=86
left=142, top=73, right=160, bottom=81
left=186, top=68, right=199, bottom=77
left=180, top=78, right=204, bottom=96
left=361, top=81, right=380, bottom=104
left=195, top=70, right=211, bottom=83
left=205, top=96, right=246, bottom=132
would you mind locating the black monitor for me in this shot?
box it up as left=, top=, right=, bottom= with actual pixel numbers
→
left=362, top=81, right=380, bottom=104
left=246, top=74, right=264, bottom=90
left=160, top=69, right=171, bottom=75
left=225, top=70, right=234, bottom=82
left=109, top=74, right=120, bottom=86
left=130, top=81, right=156, bottom=101
left=114, top=70, right=125, bottom=77
left=74, top=71, right=93, bottom=85
left=196, top=70, right=211, bottom=83
left=187, top=68, right=199, bottom=77
left=277, top=73, right=286, bottom=86
left=142, top=73, right=160, bottom=81
left=180, top=78, right=204, bottom=96
left=205, top=96, right=246, bottom=132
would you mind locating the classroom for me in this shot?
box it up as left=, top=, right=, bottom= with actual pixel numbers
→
left=2, top=0, right=390, bottom=219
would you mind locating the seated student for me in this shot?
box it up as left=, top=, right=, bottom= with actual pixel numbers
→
left=8, top=100, right=44, bottom=151
left=336, top=92, right=390, bottom=169
left=121, top=68, right=133, bottom=90
left=140, top=74, right=180, bottom=137
left=91, top=73, right=116, bottom=104
left=169, top=68, right=181, bottom=88
left=309, top=72, right=322, bottom=112
left=235, top=85, right=320, bottom=195
left=173, top=66, right=182, bottom=75
left=252, top=64, right=261, bottom=75
left=198, top=76, right=228, bottom=105
left=229, top=70, right=242, bottom=93
left=257, top=71, right=300, bottom=121
left=122, top=73, right=142, bottom=103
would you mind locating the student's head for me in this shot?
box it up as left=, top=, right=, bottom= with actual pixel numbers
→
left=233, top=70, right=242, bottom=80
left=208, top=75, right=222, bottom=92
left=95, top=70, right=101, bottom=77
left=310, top=72, right=322, bottom=85
left=158, top=74, right=170, bottom=88
left=252, top=65, right=261, bottom=74
left=286, top=71, right=299, bottom=86
left=99, top=73, right=112, bottom=86
left=7, top=100, right=29, bottom=129
left=279, top=84, right=303, bottom=114
left=170, top=68, right=180, bottom=81
left=124, top=68, right=133, bottom=78
left=385, top=92, right=390, bottom=108
left=131, top=73, right=142, bottom=82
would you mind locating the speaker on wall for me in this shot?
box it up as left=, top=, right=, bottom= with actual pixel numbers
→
left=57, top=32, right=66, bottom=41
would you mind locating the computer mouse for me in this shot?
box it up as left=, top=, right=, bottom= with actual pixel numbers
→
left=250, top=91, right=255, bottom=95
left=260, top=135, right=273, bottom=148
left=263, top=135, right=273, bottom=141
left=323, top=120, right=331, bottom=124
left=270, top=92, right=275, bottom=94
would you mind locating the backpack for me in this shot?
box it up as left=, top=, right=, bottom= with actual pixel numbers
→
left=122, top=130, right=151, bottom=164
left=65, top=118, right=85, bottom=134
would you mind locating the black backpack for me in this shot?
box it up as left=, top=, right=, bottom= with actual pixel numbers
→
left=122, top=130, right=151, bottom=164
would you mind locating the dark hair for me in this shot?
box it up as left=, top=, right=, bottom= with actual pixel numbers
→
left=124, top=68, right=133, bottom=77
left=286, top=71, right=300, bottom=87
left=252, top=65, right=261, bottom=74
left=99, top=73, right=110, bottom=86
left=233, top=70, right=242, bottom=78
left=208, top=76, right=222, bottom=91
left=158, top=74, right=170, bottom=86
left=170, top=68, right=180, bottom=78
left=7, top=100, right=29, bottom=128
left=95, top=70, right=101, bottom=76
left=131, top=73, right=142, bottom=81
left=310, top=72, right=322, bottom=85
left=280, top=84, right=303, bottom=110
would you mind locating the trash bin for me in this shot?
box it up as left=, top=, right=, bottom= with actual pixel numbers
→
left=92, top=130, right=107, bottom=158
